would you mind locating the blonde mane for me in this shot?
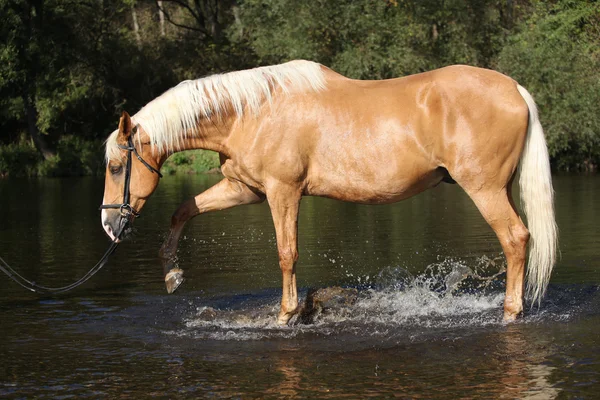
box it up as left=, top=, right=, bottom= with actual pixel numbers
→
left=105, top=60, right=326, bottom=161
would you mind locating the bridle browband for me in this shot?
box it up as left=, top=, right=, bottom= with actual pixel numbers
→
left=99, top=135, right=162, bottom=222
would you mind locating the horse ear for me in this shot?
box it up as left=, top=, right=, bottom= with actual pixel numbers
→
left=117, top=111, right=132, bottom=145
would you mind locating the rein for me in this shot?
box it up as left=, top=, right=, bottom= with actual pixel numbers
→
left=0, top=135, right=162, bottom=294
left=0, top=241, right=119, bottom=294
left=0, top=217, right=126, bottom=294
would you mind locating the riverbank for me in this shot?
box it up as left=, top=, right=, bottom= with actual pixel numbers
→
left=0, top=138, right=220, bottom=178
left=160, top=150, right=221, bottom=175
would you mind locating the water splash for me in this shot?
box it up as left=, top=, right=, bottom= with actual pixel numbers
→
left=313, top=256, right=506, bottom=329
left=164, top=257, right=516, bottom=341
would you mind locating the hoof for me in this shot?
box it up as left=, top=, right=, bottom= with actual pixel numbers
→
left=277, top=309, right=297, bottom=326
left=165, top=268, right=184, bottom=294
left=503, top=310, right=522, bottom=322
left=277, top=315, right=291, bottom=326
left=503, top=297, right=523, bottom=322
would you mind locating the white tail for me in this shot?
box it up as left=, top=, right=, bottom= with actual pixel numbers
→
left=516, top=84, right=559, bottom=306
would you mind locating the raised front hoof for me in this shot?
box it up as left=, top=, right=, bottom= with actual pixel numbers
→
left=165, top=268, right=185, bottom=294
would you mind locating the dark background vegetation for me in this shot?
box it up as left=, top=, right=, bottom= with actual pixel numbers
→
left=1, top=0, right=598, bottom=177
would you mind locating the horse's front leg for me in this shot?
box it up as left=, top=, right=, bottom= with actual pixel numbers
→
left=267, top=185, right=302, bottom=325
left=159, top=178, right=264, bottom=293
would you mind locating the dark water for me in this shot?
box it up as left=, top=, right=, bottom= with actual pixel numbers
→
left=0, top=174, right=599, bottom=398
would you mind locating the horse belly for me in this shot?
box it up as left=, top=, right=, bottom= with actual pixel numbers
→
left=305, top=159, right=443, bottom=204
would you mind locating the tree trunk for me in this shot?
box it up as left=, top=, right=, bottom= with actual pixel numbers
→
left=506, top=0, right=513, bottom=29
left=21, top=0, right=55, bottom=159
left=198, top=0, right=222, bottom=41
left=132, top=5, right=142, bottom=49
left=23, top=90, right=54, bottom=160
left=232, top=4, right=241, bottom=34
left=157, top=0, right=166, bottom=36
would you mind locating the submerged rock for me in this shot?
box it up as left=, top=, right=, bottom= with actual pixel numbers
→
left=299, top=287, right=359, bottom=324
left=195, top=306, right=264, bottom=326
left=197, top=307, right=218, bottom=321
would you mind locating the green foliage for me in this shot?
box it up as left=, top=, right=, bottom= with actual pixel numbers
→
left=42, top=136, right=105, bottom=177
left=497, top=0, right=600, bottom=171
left=236, top=0, right=426, bottom=78
left=162, top=150, right=220, bottom=175
left=235, top=0, right=511, bottom=78
left=168, top=152, right=192, bottom=166
left=1, top=0, right=599, bottom=174
left=0, top=137, right=40, bottom=177
left=0, top=135, right=104, bottom=177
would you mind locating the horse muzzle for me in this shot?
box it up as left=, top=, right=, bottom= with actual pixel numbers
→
left=101, top=208, right=133, bottom=242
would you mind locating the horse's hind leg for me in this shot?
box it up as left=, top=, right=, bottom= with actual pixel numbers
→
left=159, top=178, right=264, bottom=293
left=266, top=185, right=302, bottom=325
left=464, top=184, right=530, bottom=320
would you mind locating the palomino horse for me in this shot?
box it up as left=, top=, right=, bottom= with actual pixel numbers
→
left=101, top=60, right=558, bottom=325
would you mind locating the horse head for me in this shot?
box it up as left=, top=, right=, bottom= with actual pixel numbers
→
left=100, top=111, right=163, bottom=242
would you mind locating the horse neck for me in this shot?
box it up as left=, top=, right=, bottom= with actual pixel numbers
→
left=157, top=114, right=235, bottom=164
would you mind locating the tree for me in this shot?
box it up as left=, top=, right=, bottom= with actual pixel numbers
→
left=497, top=0, right=600, bottom=170
left=155, top=0, right=237, bottom=42
left=234, top=0, right=515, bottom=78
left=1, top=0, right=56, bottom=158
left=1, top=0, right=598, bottom=173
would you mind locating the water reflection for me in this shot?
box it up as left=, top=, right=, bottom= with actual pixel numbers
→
left=265, top=348, right=303, bottom=399
left=495, top=325, right=560, bottom=399
left=0, top=175, right=599, bottom=397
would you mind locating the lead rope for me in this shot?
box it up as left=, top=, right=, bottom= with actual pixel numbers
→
left=0, top=242, right=119, bottom=294
left=0, top=218, right=128, bottom=294
left=1, top=133, right=162, bottom=295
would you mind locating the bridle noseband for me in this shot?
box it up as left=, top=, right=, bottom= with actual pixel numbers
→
left=99, top=136, right=162, bottom=222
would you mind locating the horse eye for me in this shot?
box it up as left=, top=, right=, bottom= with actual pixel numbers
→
left=109, top=165, right=123, bottom=175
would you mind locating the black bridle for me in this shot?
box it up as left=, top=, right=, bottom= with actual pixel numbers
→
left=99, top=136, right=162, bottom=223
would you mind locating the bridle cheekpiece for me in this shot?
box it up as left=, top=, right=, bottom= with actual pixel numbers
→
left=99, top=135, right=162, bottom=223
